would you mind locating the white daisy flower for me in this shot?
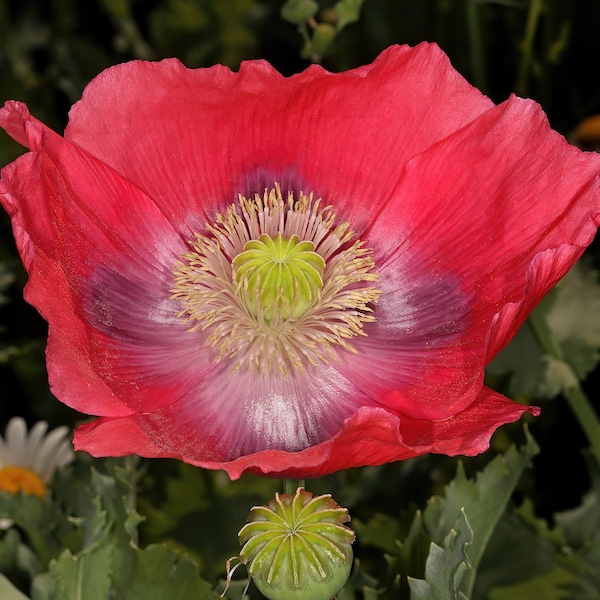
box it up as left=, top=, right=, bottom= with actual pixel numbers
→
left=0, top=417, right=74, bottom=498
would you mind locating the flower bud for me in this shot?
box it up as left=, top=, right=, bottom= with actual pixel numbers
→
left=239, top=487, right=354, bottom=600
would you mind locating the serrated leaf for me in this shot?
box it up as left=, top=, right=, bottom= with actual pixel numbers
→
left=0, top=527, right=20, bottom=574
left=112, top=544, right=220, bottom=600
left=423, top=430, right=539, bottom=597
left=15, top=541, right=44, bottom=579
left=553, top=457, right=600, bottom=597
left=90, top=458, right=144, bottom=548
left=475, top=459, right=600, bottom=599
left=386, top=509, right=431, bottom=597
left=49, top=538, right=114, bottom=600
left=75, top=495, right=110, bottom=550
left=30, top=572, right=56, bottom=600
left=0, top=573, right=31, bottom=600
left=408, top=510, right=472, bottom=600
left=515, top=499, right=566, bottom=547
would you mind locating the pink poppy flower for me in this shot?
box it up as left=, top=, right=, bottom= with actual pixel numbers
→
left=1, top=43, right=599, bottom=480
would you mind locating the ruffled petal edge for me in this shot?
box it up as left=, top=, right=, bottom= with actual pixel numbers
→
left=74, top=386, right=537, bottom=479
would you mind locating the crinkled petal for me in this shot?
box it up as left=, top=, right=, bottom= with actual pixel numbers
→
left=486, top=244, right=587, bottom=361
left=74, top=416, right=173, bottom=458
left=75, top=386, right=536, bottom=479
left=0, top=101, right=201, bottom=417
left=76, top=359, right=372, bottom=462
left=137, top=362, right=373, bottom=460
left=347, top=95, right=600, bottom=420
left=63, top=43, right=494, bottom=237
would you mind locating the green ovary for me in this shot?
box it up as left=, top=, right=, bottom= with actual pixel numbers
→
left=233, top=233, right=325, bottom=321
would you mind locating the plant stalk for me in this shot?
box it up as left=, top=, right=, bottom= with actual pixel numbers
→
left=515, top=0, right=544, bottom=96
left=527, top=310, right=600, bottom=466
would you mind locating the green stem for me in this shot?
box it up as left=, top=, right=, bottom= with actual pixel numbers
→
left=563, top=385, right=600, bottom=466
left=527, top=310, right=600, bottom=466
left=283, top=479, right=305, bottom=494
left=465, top=0, right=488, bottom=93
left=515, top=0, right=544, bottom=96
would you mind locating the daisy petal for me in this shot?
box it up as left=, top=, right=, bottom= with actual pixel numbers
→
left=32, top=426, right=72, bottom=482
left=5, top=418, right=28, bottom=467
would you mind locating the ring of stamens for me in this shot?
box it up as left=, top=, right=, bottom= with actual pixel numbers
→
left=172, top=184, right=381, bottom=376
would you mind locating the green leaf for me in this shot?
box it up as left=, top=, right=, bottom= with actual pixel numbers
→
left=41, top=455, right=219, bottom=599
left=386, top=510, right=431, bottom=597
left=0, top=492, right=64, bottom=566
left=488, top=567, right=577, bottom=600
left=487, top=260, right=600, bottom=399
left=545, top=261, right=600, bottom=379
left=30, top=572, right=56, bottom=600
left=352, top=513, right=403, bottom=555
left=111, top=544, right=220, bottom=600
left=553, top=457, right=600, bottom=597
left=408, top=510, right=472, bottom=600
left=90, top=458, right=145, bottom=547
left=49, top=539, right=114, bottom=600
left=333, top=0, right=364, bottom=30
left=422, top=430, right=539, bottom=597
left=281, top=0, right=319, bottom=25
left=309, top=22, right=336, bottom=60
left=475, top=459, right=600, bottom=599
left=535, top=355, right=580, bottom=397
left=0, top=573, right=31, bottom=600
left=486, top=318, right=549, bottom=399
left=474, top=502, right=569, bottom=596
left=555, top=456, right=600, bottom=547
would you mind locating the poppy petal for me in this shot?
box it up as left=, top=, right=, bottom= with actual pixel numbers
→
left=63, top=43, right=494, bottom=235
left=74, top=385, right=535, bottom=479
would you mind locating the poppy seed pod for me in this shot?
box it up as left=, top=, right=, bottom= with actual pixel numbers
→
left=239, top=488, right=354, bottom=600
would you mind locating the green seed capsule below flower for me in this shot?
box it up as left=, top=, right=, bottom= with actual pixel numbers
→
left=238, top=487, right=354, bottom=600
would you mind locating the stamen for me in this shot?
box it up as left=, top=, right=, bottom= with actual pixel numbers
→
left=172, top=184, right=381, bottom=376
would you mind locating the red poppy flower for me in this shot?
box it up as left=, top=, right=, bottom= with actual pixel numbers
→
left=1, top=43, right=599, bottom=480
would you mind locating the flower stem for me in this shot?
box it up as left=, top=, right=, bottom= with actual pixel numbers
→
left=527, top=310, right=600, bottom=466
left=465, top=0, right=488, bottom=93
left=515, top=0, right=544, bottom=96
left=283, top=479, right=305, bottom=494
